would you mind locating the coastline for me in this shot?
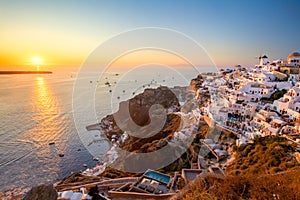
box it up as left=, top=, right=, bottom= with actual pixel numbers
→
left=0, top=71, right=52, bottom=74
left=4, top=62, right=300, bottom=199
left=83, top=85, right=194, bottom=176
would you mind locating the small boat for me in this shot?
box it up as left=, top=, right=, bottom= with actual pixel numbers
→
left=93, top=157, right=99, bottom=161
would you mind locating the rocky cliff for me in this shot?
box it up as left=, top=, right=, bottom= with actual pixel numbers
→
left=190, top=74, right=204, bottom=92
left=97, top=86, right=181, bottom=152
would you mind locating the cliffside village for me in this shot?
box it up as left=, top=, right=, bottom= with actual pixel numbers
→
left=52, top=52, right=300, bottom=200
left=200, top=51, right=300, bottom=147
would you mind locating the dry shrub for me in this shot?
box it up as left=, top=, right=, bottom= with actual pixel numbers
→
left=173, top=170, right=300, bottom=200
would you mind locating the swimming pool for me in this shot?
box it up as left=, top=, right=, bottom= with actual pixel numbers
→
left=144, top=170, right=170, bottom=184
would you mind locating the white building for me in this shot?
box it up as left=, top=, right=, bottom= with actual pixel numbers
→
left=272, top=86, right=300, bottom=120
left=240, top=82, right=275, bottom=99
left=259, top=55, right=269, bottom=66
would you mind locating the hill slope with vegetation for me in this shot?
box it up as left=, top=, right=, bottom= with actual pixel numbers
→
left=175, top=136, right=300, bottom=199
left=227, top=136, right=299, bottom=175
left=174, top=170, right=300, bottom=200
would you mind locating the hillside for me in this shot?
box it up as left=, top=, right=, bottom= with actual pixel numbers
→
left=174, top=136, right=300, bottom=199
left=226, top=136, right=300, bottom=175
left=174, top=170, right=300, bottom=200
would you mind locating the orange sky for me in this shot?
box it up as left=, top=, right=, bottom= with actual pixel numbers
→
left=105, top=50, right=192, bottom=68
left=0, top=50, right=193, bottom=71
left=1, top=1, right=299, bottom=70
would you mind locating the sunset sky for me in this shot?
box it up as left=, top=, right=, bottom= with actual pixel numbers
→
left=1, top=0, right=300, bottom=69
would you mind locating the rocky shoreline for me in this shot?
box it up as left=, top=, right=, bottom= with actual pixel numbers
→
left=83, top=85, right=199, bottom=174
left=49, top=75, right=219, bottom=198
left=2, top=74, right=212, bottom=199
left=6, top=72, right=299, bottom=199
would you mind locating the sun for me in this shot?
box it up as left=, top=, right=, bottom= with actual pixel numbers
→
left=32, top=57, right=42, bottom=71
left=33, top=57, right=41, bottom=64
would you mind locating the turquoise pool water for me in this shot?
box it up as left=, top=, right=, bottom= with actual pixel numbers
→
left=144, top=170, right=170, bottom=184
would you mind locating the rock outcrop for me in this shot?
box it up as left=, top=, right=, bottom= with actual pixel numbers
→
left=120, top=113, right=181, bottom=152
left=190, top=74, right=204, bottom=92
left=22, top=185, right=57, bottom=200
left=85, top=81, right=210, bottom=174
left=125, top=86, right=180, bottom=126
left=96, top=86, right=181, bottom=151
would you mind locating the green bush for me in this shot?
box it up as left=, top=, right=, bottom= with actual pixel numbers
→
left=261, top=89, right=287, bottom=102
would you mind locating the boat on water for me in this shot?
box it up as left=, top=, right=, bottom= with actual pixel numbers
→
left=93, top=157, right=99, bottom=161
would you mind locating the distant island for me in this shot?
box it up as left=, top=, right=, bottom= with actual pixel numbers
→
left=0, top=71, right=52, bottom=75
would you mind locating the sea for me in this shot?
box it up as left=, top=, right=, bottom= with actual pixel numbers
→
left=0, top=65, right=216, bottom=193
